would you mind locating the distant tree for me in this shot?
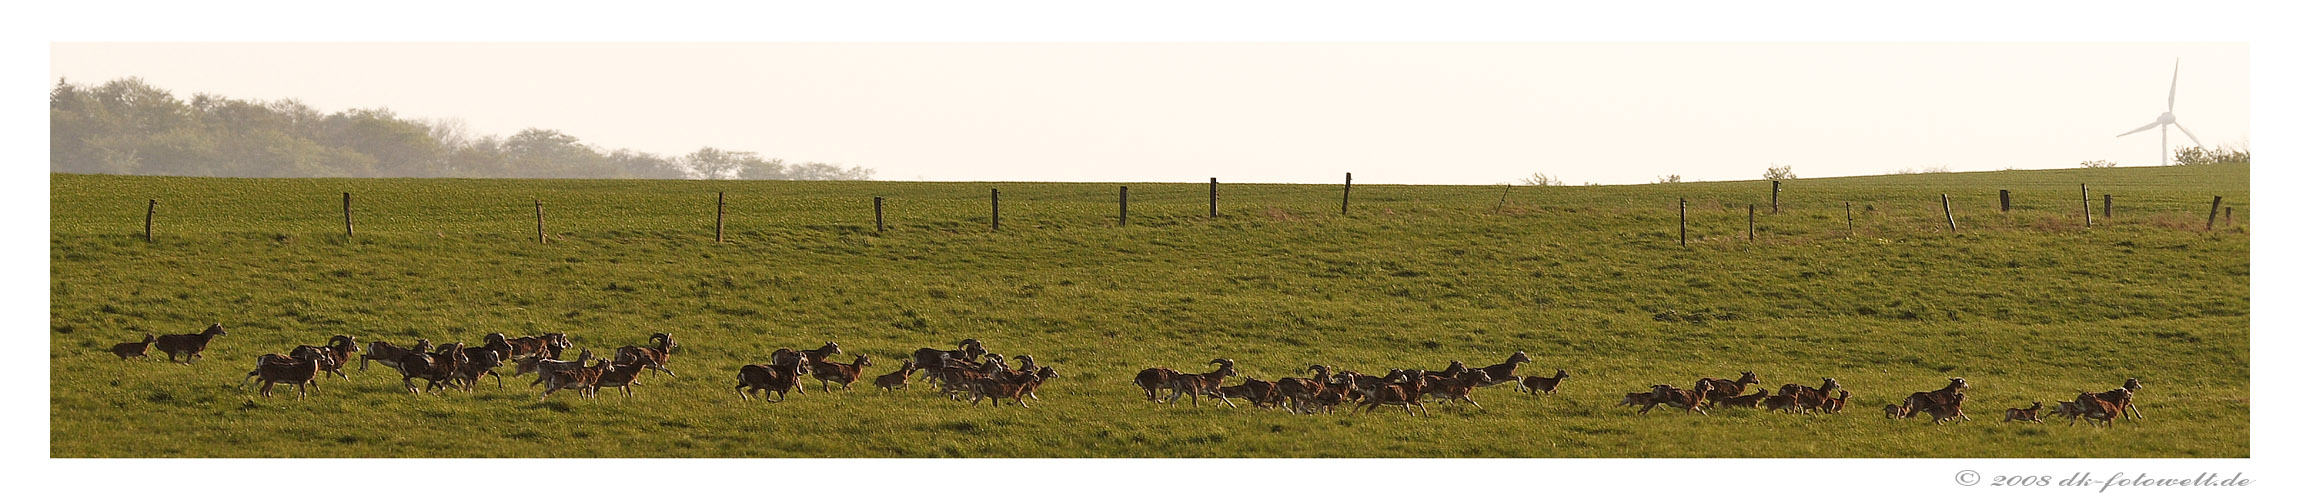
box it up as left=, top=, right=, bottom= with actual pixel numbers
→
left=2175, top=145, right=2250, bottom=166
left=317, top=109, right=441, bottom=177
left=1653, top=174, right=1682, bottom=184
left=734, top=156, right=789, bottom=180
left=780, top=161, right=873, bottom=181
left=49, top=77, right=872, bottom=180
left=1520, top=172, right=1564, bottom=186
left=607, top=149, right=685, bottom=179
left=1762, top=164, right=1795, bottom=180
left=501, top=129, right=614, bottom=178
left=684, top=147, right=755, bottom=180
left=2079, top=160, right=2117, bottom=169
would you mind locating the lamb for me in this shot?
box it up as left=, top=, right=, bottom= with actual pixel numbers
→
left=2003, top=402, right=2043, bottom=423
left=587, top=360, right=652, bottom=398
left=873, top=360, right=921, bottom=390
left=1819, top=390, right=1849, bottom=414
left=812, top=354, right=874, bottom=392
left=110, top=334, right=156, bottom=360
left=154, top=324, right=227, bottom=364
left=1521, top=370, right=1569, bottom=395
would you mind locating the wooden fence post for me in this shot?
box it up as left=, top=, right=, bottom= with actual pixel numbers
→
left=2206, top=196, right=2223, bottom=230
left=2225, top=206, right=2235, bottom=226
left=1678, top=198, right=1688, bottom=247
left=1844, top=201, right=1853, bottom=237
left=1770, top=180, right=1780, bottom=214
left=2080, top=184, right=2092, bottom=228
left=1119, top=186, right=1129, bottom=227
left=2103, top=194, right=2113, bottom=219
left=144, top=199, right=155, bottom=243
left=715, top=192, right=725, bottom=243
left=874, top=196, right=885, bottom=233
left=1747, top=204, right=1756, bottom=241
left=1342, top=172, right=1352, bottom=216
left=343, top=192, right=354, bottom=239
left=1941, top=194, right=1957, bottom=233
left=1998, top=189, right=2010, bottom=213
left=535, top=200, right=546, bottom=244
left=1208, top=177, right=1219, bottom=219
left=991, top=188, right=1001, bottom=231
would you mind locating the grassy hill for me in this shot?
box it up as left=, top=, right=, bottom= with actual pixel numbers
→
left=47, top=165, right=2248, bottom=457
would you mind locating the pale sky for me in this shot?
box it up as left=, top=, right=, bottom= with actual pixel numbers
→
left=50, top=43, right=2246, bottom=185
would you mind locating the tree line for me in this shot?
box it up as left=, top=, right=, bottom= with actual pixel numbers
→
left=49, top=77, right=873, bottom=181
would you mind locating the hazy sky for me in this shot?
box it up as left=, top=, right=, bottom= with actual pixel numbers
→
left=50, top=43, right=2248, bottom=185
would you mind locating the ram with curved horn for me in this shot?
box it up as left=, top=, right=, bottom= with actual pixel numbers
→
left=1163, top=358, right=1240, bottom=408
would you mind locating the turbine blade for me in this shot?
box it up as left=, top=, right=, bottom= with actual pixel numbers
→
left=2168, top=58, right=2179, bottom=111
left=2174, top=122, right=2202, bottom=147
left=2116, top=121, right=2160, bottom=137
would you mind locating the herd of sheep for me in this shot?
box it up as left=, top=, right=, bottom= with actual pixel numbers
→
left=104, top=324, right=2146, bottom=427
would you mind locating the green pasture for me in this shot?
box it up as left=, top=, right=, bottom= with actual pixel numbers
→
left=48, top=165, right=2247, bottom=457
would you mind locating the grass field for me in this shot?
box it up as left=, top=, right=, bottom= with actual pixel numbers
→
left=48, top=165, right=2248, bottom=457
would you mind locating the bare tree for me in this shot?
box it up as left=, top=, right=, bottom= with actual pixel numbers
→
left=1762, top=164, right=1796, bottom=180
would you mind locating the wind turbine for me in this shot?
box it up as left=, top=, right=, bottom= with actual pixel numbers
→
left=2115, top=58, right=2202, bottom=166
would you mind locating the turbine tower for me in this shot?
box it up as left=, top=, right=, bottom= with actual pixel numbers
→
left=2115, top=58, right=2201, bottom=166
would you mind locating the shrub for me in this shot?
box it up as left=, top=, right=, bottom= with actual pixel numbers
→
left=2175, top=145, right=2250, bottom=166
left=1763, top=164, right=1796, bottom=180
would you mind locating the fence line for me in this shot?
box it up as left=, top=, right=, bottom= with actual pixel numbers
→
left=114, top=179, right=2244, bottom=246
